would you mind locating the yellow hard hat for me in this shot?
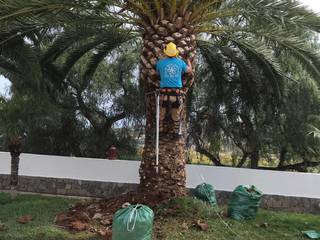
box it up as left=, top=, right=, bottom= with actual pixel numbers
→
left=164, top=42, right=179, bottom=57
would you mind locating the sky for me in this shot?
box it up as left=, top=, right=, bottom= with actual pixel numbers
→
left=0, top=0, right=320, bottom=96
left=300, top=0, right=320, bottom=13
left=0, top=75, right=10, bottom=98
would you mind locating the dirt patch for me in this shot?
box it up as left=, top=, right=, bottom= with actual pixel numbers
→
left=55, top=191, right=170, bottom=239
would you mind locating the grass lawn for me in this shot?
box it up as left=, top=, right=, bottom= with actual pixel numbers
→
left=0, top=192, right=98, bottom=240
left=0, top=192, right=319, bottom=240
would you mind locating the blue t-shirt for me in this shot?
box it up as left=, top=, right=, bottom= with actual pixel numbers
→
left=156, top=57, right=187, bottom=88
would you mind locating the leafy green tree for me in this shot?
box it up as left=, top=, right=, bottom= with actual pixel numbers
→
left=190, top=33, right=320, bottom=172
left=1, top=33, right=143, bottom=157
left=1, top=0, right=320, bottom=197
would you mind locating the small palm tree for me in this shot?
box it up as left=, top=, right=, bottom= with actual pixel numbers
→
left=1, top=0, right=320, bottom=197
left=0, top=96, right=26, bottom=198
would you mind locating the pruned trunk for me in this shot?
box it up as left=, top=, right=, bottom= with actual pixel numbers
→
left=139, top=95, right=187, bottom=196
left=8, top=137, right=22, bottom=199
left=138, top=18, right=196, bottom=197
left=10, top=152, right=20, bottom=186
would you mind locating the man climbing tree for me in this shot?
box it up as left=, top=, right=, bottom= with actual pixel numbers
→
left=157, top=42, right=193, bottom=87
left=156, top=42, right=193, bottom=135
left=139, top=40, right=195, bottom=197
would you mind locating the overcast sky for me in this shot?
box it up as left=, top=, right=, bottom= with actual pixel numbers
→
left=1, top=0, right=320, bottom=96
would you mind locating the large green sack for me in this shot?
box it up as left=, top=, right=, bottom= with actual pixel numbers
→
left=228, top=185, right=263, bottom=220
left=112, top=204, right=154, bottom=240
left=193, top=183, right=217, bottom=207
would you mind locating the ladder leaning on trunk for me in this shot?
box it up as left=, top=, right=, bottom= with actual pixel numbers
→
left=146, top=89, right=185, bottom=174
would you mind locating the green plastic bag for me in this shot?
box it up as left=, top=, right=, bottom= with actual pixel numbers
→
left=302, top=230, right=320, bottom=239
left=112, top=204, right=154, bottom=240
left=228, top=185, right=263, bottom=220
left=193, top=183, right=217, bottom=207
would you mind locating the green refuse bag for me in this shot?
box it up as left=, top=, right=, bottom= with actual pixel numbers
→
left=228, top=185, right=263, bottom=220
left=112, top=204, right=154, bottom=240
left=302, top=230, right=320, bottom=239
left=193, top=183, right=217, bottom=207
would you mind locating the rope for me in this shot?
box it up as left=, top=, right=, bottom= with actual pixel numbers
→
left=126, top=205, right=139, bottom=232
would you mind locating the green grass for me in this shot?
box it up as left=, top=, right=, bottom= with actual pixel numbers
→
left=154, top=197, right=320, bottom=240
left=0, top=192, right=319, bottom=240
left=0, top=192, right=99, bottom=240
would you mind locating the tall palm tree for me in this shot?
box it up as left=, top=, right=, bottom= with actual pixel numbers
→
left=1, top=0, right=320, bottom=197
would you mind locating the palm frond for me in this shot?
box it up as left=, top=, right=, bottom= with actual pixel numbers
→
left=232, top=0, right=320, bottom=33
left=41, top=25, right=115, bottom=64
left=197, top=40, right=228, bottom=101
left=126, top=0, right=156, bottom=24
left=59, top=29, right=135, bottom=78
left=253, top=28, right=320, bottom=82
left=80, top=41, right=128, bottom=91
left=152, top=0, right=162, bottom=17
left=231, top=38, right=285, bottom=100
left=189, top=0, right=224, bottom=22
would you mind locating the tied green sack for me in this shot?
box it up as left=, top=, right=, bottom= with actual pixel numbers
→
left=228, top=185, right=263, bottom=220
left=112, top=204, right=154, bottom=240
left=193, top=183, right=217, bottom=207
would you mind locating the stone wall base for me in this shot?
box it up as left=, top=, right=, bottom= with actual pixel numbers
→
left=0, top=174, right=319, bottom=214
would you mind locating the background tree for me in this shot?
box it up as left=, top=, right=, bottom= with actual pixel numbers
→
left=0, top=30, right=143, bottom=158
left=189, top=33, right=320, bottom=172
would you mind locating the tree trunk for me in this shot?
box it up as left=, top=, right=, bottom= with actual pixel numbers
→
left=250, top=149, right=260, bottom=169
left=139, top=95, right=187, bottom=196
left=10, top=152, right=20, bottom=186
left=138, top=19, right=196, bottom=197
left=278, top=147, right=287, bottom=168
left=8, top=137, right=22, bottom=187
left=237, top=152, right=248, bottom=168
left=8, top=137, right=22, bottom=199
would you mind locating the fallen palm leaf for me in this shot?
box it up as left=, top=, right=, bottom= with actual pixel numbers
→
left=70, top=221, right=88, bottom=231
left=17, top=215, right=33, bottom=224
left=195, top=219, right=209, bottom=231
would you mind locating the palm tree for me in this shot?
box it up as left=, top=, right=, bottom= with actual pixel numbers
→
left=1, top=0, right=320, bottom=197
left=0, top=96, right=26, bottom=198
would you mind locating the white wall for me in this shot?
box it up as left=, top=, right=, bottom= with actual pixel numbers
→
left=1, top=152, right=319, bottom=199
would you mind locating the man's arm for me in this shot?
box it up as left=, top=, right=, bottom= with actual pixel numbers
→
left=186, top=59, right=193, bottom=75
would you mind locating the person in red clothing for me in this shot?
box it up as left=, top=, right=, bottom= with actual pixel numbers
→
left=106, top=145, right=118, bottom=160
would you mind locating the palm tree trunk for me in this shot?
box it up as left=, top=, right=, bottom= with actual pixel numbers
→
left=10, top=152, right=20, bottom=186
left=139, top=94, right=187, bottom=196
left=8, top=137, right=22, bottom=195
left=138, top=19, right=196, bottom=197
